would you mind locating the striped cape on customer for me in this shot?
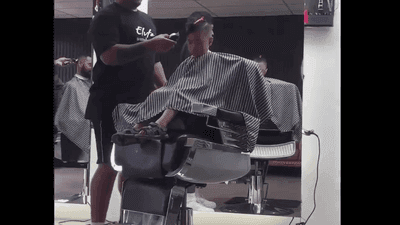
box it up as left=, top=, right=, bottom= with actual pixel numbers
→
left=55, top=75, right=92, bottom=154
left=113, top=51, right=274, bottom=152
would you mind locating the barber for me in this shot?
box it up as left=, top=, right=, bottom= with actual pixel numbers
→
left=85, top=0, right=176, bottom=224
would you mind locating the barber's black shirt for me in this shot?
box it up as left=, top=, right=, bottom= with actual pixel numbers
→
left=85, top=2, right=158, bottom=121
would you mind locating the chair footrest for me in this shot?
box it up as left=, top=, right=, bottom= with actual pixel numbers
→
left=250, top=141, right=296, bottom=159
left=166, top=137, right=250, bottom=184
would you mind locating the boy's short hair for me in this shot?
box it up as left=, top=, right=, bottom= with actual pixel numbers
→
left=254, top=55, right=267, bottom=65
left=185, top=11, right=213, bottom=35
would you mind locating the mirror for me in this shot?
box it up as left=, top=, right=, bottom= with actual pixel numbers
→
left=149, top=0, right=303, bottom=219
left=53, top=0, right=303, bottom=220
left=53, top=18, right=93, bottom=204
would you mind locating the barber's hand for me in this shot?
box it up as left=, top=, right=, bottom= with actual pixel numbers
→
left=54, top=57, right=73, bottom=67
left=144, top=34, right=177, bottom=53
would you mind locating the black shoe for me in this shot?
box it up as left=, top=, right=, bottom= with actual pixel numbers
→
left=111, top=128, right=140, bottom=146
left=135, top=122, right=169, bottom=140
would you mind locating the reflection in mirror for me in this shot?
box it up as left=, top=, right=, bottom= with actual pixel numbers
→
left=54, top=0, right=304, bottom=222
left=53, top=18, right=93, bottom=204
left=148, top=0, right=304, bottom=219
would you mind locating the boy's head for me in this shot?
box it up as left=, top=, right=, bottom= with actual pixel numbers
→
left=254, top=56, right=268, bottom=76
left=186, top=11, right=214, bottom=58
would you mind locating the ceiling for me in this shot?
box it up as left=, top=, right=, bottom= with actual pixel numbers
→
left=54, top=0, right=93, bottom=18
left=149, top=0, right=303, bottom=18
left=54, top=0, right=303, bottom=19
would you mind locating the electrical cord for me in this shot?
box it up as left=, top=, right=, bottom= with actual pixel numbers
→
left=289, top=217, right=295, bottom=225
left=289, top=129, right=320, bottom=225
left=304, top=131, right=320, bottom=225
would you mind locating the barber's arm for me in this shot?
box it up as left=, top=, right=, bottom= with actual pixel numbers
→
left=89, top=14, right=176, bottom=67
left=153, top=61, right=167, bottom=89
left=100, top=35, right=176, bottom=66
left=54, top=57, right=73, bottom=67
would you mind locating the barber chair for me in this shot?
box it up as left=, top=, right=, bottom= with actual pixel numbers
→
left=112, top=105, right=252, bottom=225
left=220, top=121, right=297, bottom=215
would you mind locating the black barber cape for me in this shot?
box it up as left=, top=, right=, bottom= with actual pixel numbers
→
left=113, top=51, right=301, bottom=152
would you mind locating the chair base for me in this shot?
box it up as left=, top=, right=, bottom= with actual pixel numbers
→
left=220, top=202, right=294, bottom=216
left=119, top=208, right=193, bottom=225
left=178, top=208, right=193, bottom=225
left=120, top=209, right=165, bottom=225
left=224, top=197, right=301, bottom=209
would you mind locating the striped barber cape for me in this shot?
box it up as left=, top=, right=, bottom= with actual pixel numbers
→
left=55, top=75, right=92, bottom=154
left=113, top=51, right=282, bottom=152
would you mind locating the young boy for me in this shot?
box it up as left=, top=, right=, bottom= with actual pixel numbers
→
left=133, top=13, right=215, bottom=139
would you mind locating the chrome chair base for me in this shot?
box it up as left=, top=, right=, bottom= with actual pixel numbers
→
left=120, top=208, right=194, bottom=225
left=220, top=173, right=295, bottom=216
left=220, top=202, right=294, bottom=216
left=121, top=209, right=165, bottom=225
left=178, top=208, right=193, bottom=225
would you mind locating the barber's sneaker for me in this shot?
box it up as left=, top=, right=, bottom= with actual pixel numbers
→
left=187, top=200, right=215, bottom=212
left=187, top=193, right=215, bottom=212
left=196, top=196, right=217, bottom=209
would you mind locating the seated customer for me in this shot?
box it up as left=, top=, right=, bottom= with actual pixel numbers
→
left=55, top=56, right=93, bottom=161
left=131, top=12, right=216, bottom=139
left=254, top=56, right=302, bottom=143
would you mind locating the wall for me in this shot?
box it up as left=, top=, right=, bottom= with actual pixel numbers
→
left=300, top=4, right=341, bottom=225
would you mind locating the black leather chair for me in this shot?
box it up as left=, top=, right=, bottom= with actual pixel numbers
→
left=112, top=105, right=252, bottom=225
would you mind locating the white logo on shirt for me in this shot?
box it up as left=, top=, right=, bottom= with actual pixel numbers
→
left=136, top=26, right=155, bottom=40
